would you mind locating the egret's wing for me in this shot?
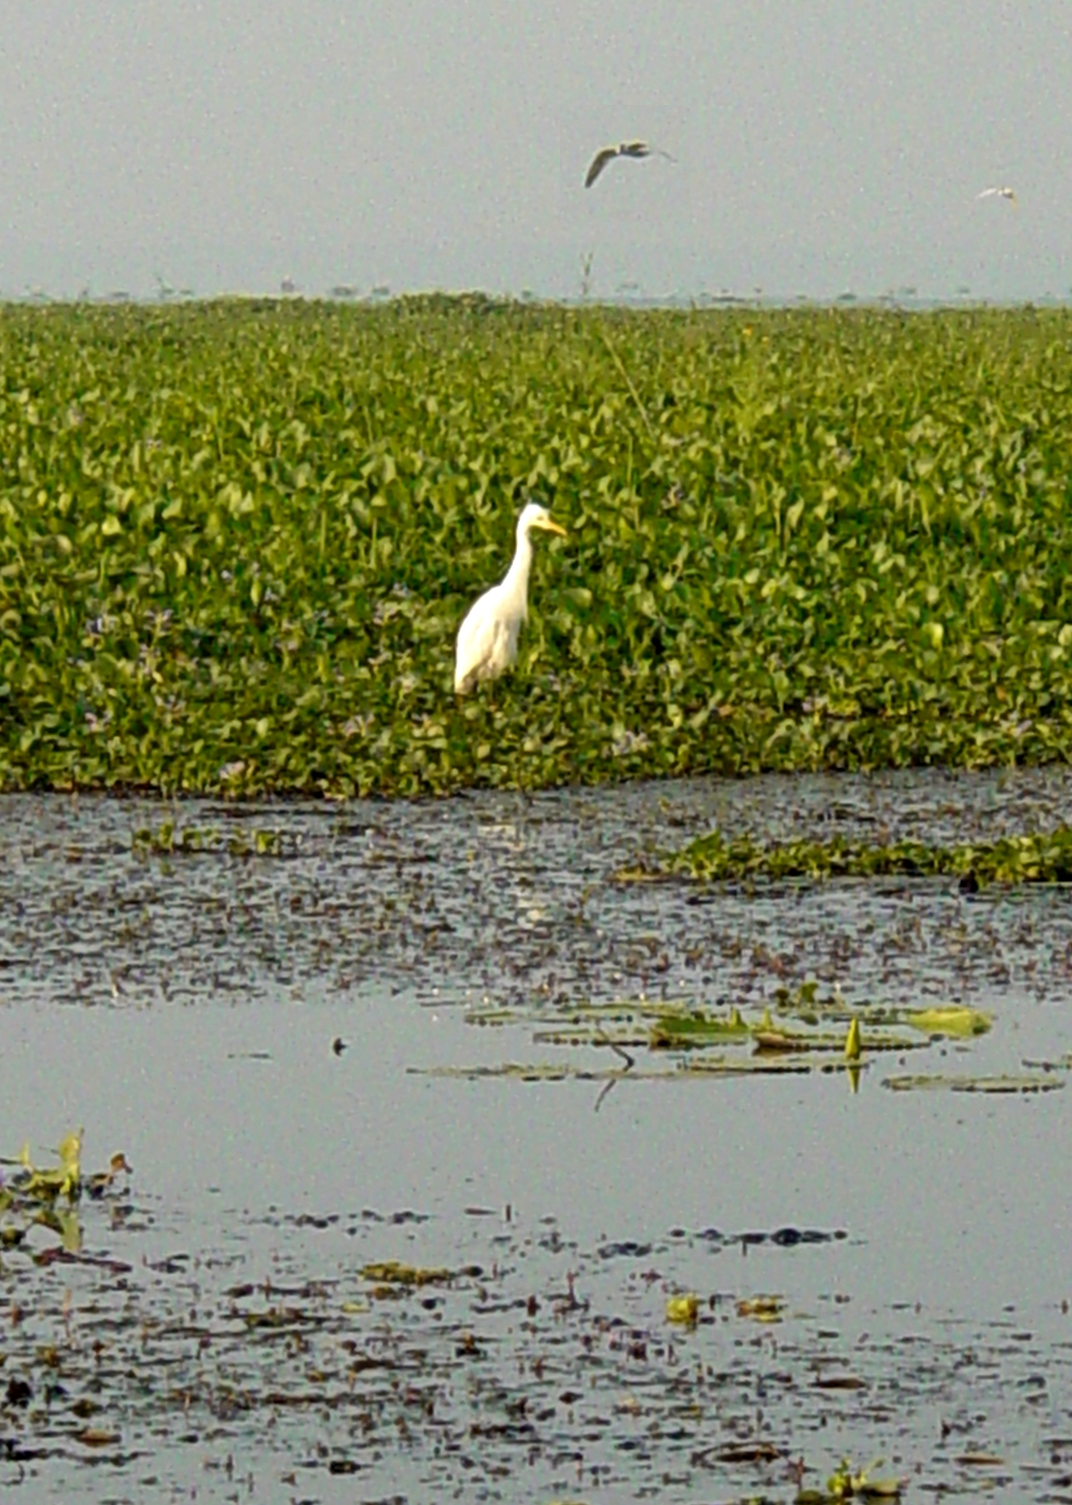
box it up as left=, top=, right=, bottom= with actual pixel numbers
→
left=585, top=146, right=618, bottom=188
left=454, top=587, right=503, bottom=691
left=976, top=187, right=999, bottom=199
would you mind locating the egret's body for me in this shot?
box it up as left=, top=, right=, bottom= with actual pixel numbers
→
left=977, top=185, right=1017, bottom=203
left=454, top=503, right=566, bottom=694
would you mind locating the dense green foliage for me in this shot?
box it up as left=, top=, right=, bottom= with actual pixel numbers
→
left=3, top=296, right=1072, bottom=795
left=655, top=826, right=1072, bottom=885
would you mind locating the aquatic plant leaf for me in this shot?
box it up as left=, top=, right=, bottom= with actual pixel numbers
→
left=681, top=1055, right=814, bottom=1076
left=695, top=1440, right=783, bottom=1465
left=902, top=1006, right=991, bottom=1037
left=825, top=1456, right=902, bottom=1499
left=752, top=1027, right=819, bottom=1053
left=360, top=1260, right=456, bottom=1286
left=20, top=1129, right=82, bottom=1202
left=665, top=1293, right=699, bottom=1324
left=845, top=1017, right=861, bottom=1060
left=56, top=1208, right=82, bottom=1254
left=882, top=1072, right=1063, bottom=1093
left=649, top=1007, right=749, bottom=1048
left=533, top=1027, right=650, bottom=1048
left=3, top=1130, right=125, bottom=1253
left=414, top=1062, right=642, bottom=1081
left=75, top=1428, right=122, bottom=1448
left=736, top=1294, right=785, bottom=1321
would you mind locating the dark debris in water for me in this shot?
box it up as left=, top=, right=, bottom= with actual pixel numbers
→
left=601, top=1227, right=847, bottom=1259
left=0, top=1190, right=1069, bottom=1503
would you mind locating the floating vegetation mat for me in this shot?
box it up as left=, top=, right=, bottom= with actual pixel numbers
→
left=130, top=819, right=298, bottom=859
left=1, top=1147, right=1070, bottom=1503
left=7, top=302, right=1072, bottom=796
left=624, top=825, right=1072, bottom=887
left=415, top=986, right=1062, bottom=1097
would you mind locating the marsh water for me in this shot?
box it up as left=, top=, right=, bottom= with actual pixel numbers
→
left=3, top=768, right=1072, bottom=1502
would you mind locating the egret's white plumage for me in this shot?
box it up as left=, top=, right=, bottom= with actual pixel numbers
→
left=976, top=185, right=1017, bottom=203
left=584, top=139, right=674, bottom=188
left=454, top=503, right=566, bottom=694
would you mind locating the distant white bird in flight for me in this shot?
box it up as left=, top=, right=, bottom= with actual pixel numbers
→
left=976, top=186, right=1017, bottom=204
left=584, top=140, right=674, bottom=189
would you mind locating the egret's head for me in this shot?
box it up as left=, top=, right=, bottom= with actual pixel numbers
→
left=518, top=501, right=567, bottom=539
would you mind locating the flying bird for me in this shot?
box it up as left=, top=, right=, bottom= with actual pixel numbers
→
left=976, top=186, right=1017, bottom=204
left=454, top=503, right=566, bottom=694
left=584, top=140, right=674, bottom=189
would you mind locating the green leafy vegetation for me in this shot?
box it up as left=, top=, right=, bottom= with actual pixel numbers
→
left=0, top=1131, right=132, bottom=1256
left=131, top=820, right=291, bottom=857
left=5, top=297, right=1072, bottom=795
left=642, top=826, right=1072, bottom=884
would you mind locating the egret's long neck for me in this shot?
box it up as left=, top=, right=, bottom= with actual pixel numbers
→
left=502, top=521, right=534, bottom=610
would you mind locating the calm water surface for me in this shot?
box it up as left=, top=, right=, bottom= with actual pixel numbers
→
left=2, top=768, right=1072, bottom=1501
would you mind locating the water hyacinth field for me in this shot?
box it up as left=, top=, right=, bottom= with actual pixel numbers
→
left=3, top=297, right=1072, bottom=795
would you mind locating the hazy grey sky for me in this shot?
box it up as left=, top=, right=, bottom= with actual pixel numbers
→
left=3, top=1, right=1071, bottom=301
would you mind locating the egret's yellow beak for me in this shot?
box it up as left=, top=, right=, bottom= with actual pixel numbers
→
left=536, top=517, right=567, bottom=538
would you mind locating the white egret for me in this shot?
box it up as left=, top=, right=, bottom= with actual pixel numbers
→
left=976, top=185, right=1017, bottom=204
left=454, top=503, right=566, bottom=694
left=584, top=139, right=674, bottom=189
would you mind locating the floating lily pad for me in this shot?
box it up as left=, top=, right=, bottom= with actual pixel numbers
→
left=649, top=1006, right=751, bottom=1048
left=737, top=1294, right=786, bottom=1321
left=902, top=1006, right=992, bottom=1038
left=438, top=983, right=997, bottom=1091
left=882, top=1073, right=1063, bottom=1094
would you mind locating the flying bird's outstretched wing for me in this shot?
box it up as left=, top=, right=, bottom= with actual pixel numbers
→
left=585, top=139, right=676, bottom=188
left=585, top=146, right=619, bottom=188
